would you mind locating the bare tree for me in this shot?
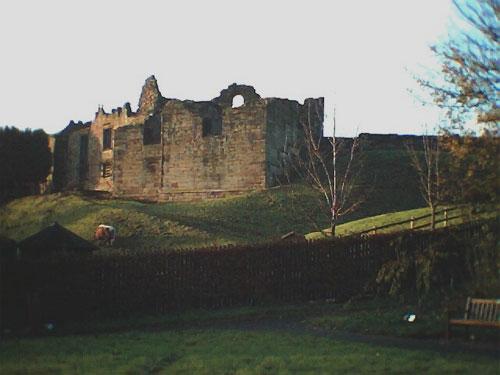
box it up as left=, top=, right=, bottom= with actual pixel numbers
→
left=287, top=103, right=363, bottom=237
left=406, top=134, right=442, bottom=230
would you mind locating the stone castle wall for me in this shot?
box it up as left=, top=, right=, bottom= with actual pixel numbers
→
left=53, top=76, right=324, bottom=201
left=85, top=107, right=147, bottom=192
left=113, top=124, right=162, bottom=199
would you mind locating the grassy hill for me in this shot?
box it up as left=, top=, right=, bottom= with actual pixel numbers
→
left=0, top=187, right=322, bottom=250
left=0, top=182, right=426, bottom=251
left=306, top=205, right=498, bottom=240
left=0, top=141, right=436, bottom=250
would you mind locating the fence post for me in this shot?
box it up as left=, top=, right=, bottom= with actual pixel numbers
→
left=410, top=216, right=415, bottom=230
left=444, top=209, right=448, bottom=227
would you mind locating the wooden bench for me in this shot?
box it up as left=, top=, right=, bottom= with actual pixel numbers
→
left=446, top=297, right=500, bottom=340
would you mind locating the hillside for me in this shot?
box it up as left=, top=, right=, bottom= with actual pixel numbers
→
left=305, top=206, right=482, bottom=240
left=1, top=141, right=432, bottom=249
left=1, top=184, right=424, bottom=251
left=0, top=187, right=322, bottom=250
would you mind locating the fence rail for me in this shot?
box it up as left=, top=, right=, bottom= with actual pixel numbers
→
left=359, top=205, right=496, bottom=235
left=0, top=219, right=496, bottom=330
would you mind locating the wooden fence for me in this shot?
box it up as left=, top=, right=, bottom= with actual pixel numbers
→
left=0, top=219, right=494, bottom=330
left=359, top=206, right=495, bottom=235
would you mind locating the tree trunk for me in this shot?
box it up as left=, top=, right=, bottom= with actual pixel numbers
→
left=430, top=205, right=436, bottom=230
left=330, top=212, right=337, bottom=237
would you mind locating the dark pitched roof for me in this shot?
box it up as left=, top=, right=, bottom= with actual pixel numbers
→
left=18, top=222, right=96, bottom=258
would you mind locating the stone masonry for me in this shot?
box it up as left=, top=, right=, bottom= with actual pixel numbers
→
left=53, top=76, right=324, bottom=201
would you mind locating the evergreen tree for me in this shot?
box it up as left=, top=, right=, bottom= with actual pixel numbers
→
left=0, top=126, right=52, bottom=202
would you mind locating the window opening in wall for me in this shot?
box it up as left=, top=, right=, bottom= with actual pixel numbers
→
left=102, top=161, right=112, bottom=178
left=202, top=118, right=212, bottom=137
left=143, top=114, right=162, bottom=145
left=103, top=128, right=112, bottom=150
left=202, top=117, right=221, bottom=137
left=232, top=94, right=244, bottom=108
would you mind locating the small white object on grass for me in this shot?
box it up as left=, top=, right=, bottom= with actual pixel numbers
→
left=403, top=313, right=416, bottom=322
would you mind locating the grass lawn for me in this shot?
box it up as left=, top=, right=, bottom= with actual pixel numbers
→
left=305, top=205, right=498, bottom=240
left=306, top=298, right=447, bottom=339
left=2, top=326, right=498, bottom=374
left=2, top=299, right=498, bottom=374
left=0, top=182, right=427, bottom=250
left=1, top=186, right=495, bottom=251
left=306, top=297, right=500, bottom=341
left=0, top=186, right=326, bottom=250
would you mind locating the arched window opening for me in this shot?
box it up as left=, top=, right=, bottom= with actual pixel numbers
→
left=232, top=94, right=245, bottom=108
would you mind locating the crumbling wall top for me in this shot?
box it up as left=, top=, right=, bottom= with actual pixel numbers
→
left=59, top=120, right=91, bottom=135
left=212, top=83, right=261, bottom=107
left=94, top=102, right=135, bottom=121
left=138, top=75, right=163, bottom=114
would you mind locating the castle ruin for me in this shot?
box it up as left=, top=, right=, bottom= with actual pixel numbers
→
left=53, top=76, right=324, bottom=201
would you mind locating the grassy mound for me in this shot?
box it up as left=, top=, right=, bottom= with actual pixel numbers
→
left=1, top=139, right=437, bottom=249
left=306, top=205, right=497, bottom=240
left=0, top=186, right=328, bottom=250
left=0, top=183, right=428, bottom=251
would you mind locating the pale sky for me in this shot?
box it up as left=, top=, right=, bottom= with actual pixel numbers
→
left=0, top=0, right=456, bottom=136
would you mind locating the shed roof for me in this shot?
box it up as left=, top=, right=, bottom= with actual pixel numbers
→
left=18, top=222, right=96, bottom=258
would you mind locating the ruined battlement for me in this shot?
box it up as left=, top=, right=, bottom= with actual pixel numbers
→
left=53, top=76, right=324, bottom=201
left=95, top=102, right=133, bottom=118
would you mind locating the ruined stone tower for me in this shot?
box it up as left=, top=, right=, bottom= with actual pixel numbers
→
left=53, top=76, right=324, bottom=201
left=138, top=75, right=162, bottom=114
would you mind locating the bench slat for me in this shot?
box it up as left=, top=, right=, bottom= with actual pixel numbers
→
left=470, top=301, right=477, bottom=319
left=464, top=297, right=471, bottom=320
left=470, top=298, right=500, bottom=304
left=467, top=299, right=500, bottom=321
left=483, top=304, right=490, bottom=320
left=487, top=304, right=494, bottom=321
left=449, top=319, right=500, bottom=328
left=478, top=303, right=485, bottom=320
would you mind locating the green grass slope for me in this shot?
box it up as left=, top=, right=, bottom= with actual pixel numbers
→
left=0, top=180, right=429, bottom=251
left=0, top=138, right=437, bottom=250
left=0, top=145, right=444, bottom=249
left=0, top=186, right=329, bottom=250
left=306, top=205, right=497, bottom=240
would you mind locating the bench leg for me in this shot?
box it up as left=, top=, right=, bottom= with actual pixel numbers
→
left=445, top=308, right=451, bottom=341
